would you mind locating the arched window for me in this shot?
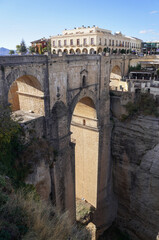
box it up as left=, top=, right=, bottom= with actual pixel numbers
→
left=82, top=75, right=86, bottom=87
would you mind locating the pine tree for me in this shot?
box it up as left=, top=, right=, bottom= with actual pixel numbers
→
left=16, top=39, right=27, bottom=54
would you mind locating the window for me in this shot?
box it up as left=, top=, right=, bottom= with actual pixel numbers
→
left=58, top=40, right=61, bottom=47
left=77, top=39, right=80, bottom=45
left=53, top=41, right=55, bottom=47
left=91, top=38, right=94, bottom=45
left=116, top=40, right=118, bottom=46
left=83, top=38, right=87, bottom=46
left=122, top=41, right=124, bottom=47
left=112, top=40, right=114, bottom=46
left=109, top=39, right=111, bottom=46
left=99, top=38, right=102, bottom=45
left=64, top=40, right=67, bottom=46
left=119, top=41, right=121, bottom=46
left=128, top=42, right=129, bottom=48
left=105, top=39, right=107, bottom=46
left=70, top=39, right=73, bottom=45
left=82, top=75, right=86, bottom=86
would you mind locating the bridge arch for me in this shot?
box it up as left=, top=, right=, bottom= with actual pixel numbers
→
left=70, top=95, right=99, bottom=209
left=8, top=75, right=44, bottom=115
left=69, top=88, right=98, bottom=126
left=110, top=65, right=122, bottom=91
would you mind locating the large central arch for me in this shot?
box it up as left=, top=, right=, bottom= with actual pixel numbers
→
left=70, top=97, right=99, bottom=208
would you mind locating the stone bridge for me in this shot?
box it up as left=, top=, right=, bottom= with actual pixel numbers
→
left=0, top=54, right=135, bottom=236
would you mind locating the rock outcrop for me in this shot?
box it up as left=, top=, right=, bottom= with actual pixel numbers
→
left=112, top=116, right=159, bottom=240
left=23, top=139, right=54, bottom=201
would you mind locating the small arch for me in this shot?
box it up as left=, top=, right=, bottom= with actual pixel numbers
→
left=76, top=48, right=81, bottom=54
left=53, top=49, right=56, bottom=54
left=57, top=49, right=62, bottom=55
left=110, top=65, right=123, bottom=91
left=82, top=48, right=88, bottom=54
left=90, top=48, right=95, bottom=54
left=63, top=49, right=68, bottom=54
left=70, top=49, right=75, bottom=54
left=97, top=48, right=102, bottom=54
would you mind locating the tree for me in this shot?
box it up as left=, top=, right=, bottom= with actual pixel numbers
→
left=16, top=39, right=27, bottom=54
left=9, top=50, right=15, bottom=55
left=28, top=46, right=35, bottom=54
left=16, top=45, right=20, bottom=53
left=0, top=105, right=23, bottom=178
left=47, top=40, right=51, bottom=53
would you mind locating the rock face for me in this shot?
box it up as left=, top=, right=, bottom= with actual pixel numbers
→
left=112, top=116, right=159, bottom=240
left=23, top=139, right=53, bottom=201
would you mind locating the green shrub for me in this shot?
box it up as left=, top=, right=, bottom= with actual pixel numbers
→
left=0, top=106, right=31, bottom=187
left=121, top=93, right=159, bottom=121
left=0, top=189, right=91, bottom=240
left=129, top=64, right=141, bottom=72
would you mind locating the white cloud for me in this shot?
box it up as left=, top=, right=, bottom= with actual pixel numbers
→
left=150, top=10, right=159, bottom=14
left=139, top=29, right=154, bottom=34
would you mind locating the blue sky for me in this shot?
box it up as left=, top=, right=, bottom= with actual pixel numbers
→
left=0, top=0, right=159, bottom=49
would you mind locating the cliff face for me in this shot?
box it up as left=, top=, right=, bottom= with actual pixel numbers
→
left=111, top=116, right=159, bottom=240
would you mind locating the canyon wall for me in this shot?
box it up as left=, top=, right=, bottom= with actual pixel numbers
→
left=111, top=115, right=159, bottom=240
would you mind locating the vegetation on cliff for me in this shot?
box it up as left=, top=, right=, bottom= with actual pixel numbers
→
left=129, top=64, right=141, bottom=72
left=121, top=93, right=159, bottom=121
left=0, top=106, right=91, bottom=240
left=0, top=176, right=90, bottom=240
left=0, top=105, right=28, bottom=186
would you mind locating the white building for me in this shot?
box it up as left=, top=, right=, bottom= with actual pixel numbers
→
left=51, top=26, right=142, bottom=55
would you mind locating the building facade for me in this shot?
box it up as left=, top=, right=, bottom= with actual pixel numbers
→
left=142, top=41, right=159, bottom=54
left=31, top=38, right=50, bottom=54
left=51, top=26, right=142, bottom=55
